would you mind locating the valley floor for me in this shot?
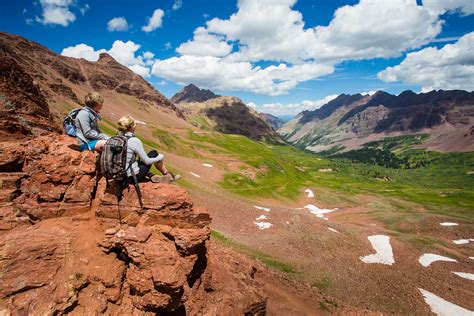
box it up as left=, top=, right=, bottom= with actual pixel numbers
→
left=167, top=151, right=474, bottom=315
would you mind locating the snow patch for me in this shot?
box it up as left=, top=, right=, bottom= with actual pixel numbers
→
left=135, top=120, right=146, bottom=125
left=304, top=204, right=336, bottom=220
left=328, top=228, right=339, bottom=233
left=452, top=272, right=474, bottom=281
left=255, top=214, right=268, bottom=221
left=418, top=254, right=457, bottom=267
left=254, top=206, right=271, bottom=212
left=190, top=172, right=201, bottom=178
left=453, top=239, right=474, bottom=245
left=440, top=222, right=459, bottom=226
left=470, top=257, right=474, bottom=260
left=419, top=288, right=474, bottom=316
left=304, top=189, right=314, bottom=198
left=202, top=163, right=213, bottom=167
left=360, top=235, right=395, bottom=265
left=254, top=222, right=273, bottom=230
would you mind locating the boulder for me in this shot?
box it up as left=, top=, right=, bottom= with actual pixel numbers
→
left=0, top=135, right=97, bottom=225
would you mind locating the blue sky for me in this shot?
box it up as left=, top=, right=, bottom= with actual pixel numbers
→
left=1, top=0, right=473, bottom=116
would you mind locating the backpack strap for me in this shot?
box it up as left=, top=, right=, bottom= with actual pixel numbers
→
left=123, top=134, right=144, bottom=209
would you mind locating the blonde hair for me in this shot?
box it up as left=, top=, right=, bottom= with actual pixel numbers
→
left=84, top=92, right=104, bottom=107
left=117, top=115, right=136, bottom=132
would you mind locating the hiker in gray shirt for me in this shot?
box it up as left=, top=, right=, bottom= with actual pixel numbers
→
left=117, top=115, right=181, bottom=183
left=75, top=92, right=109, bottom=151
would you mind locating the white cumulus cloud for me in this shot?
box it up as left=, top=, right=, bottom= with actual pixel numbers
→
left=61, top=43, right=105, bottom=61
left=177, top=27, right=232, bottom=57
left=423, top=0, right=474, bottom=16
left=142, top=9, right=164, bottom=33
left=378, top=32, right=474, bottom=92
left=180, top=0, right=442, bottom=63
left=107, top=17, right=129, bottom=31
left=61, top=40, right=155, bottom=78
left=37, top=0, right=76, bottom=26
left=151, top=56, right=333, bottom=96
left=253, top=94, right=339, bottom=116
left=153, top=0, right=449, bottom=95
left=310, top=0, right=442, bottom=61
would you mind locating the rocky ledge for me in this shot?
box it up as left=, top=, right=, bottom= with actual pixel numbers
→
left=0, top=135, right=266, bottom=314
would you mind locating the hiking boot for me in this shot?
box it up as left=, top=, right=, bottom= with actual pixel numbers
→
left=150, top=173, right=181, bottom=183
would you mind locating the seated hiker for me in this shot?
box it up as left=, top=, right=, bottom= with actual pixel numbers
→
left=117, top=115, right=180, bottom=183
left=75, top=92, right=109, bottom=151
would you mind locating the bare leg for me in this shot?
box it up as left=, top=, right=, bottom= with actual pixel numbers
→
left=154, top=160, right=168, bottom=175
left=93, top=140, right=107, bottom=152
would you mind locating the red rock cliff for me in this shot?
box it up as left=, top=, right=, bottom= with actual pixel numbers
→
left=0, top=135, right=266, bottom=314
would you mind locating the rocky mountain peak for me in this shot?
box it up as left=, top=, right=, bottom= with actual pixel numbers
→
left=97, top=52, right=119, bottom=65
left=171, top=84, right=220, bottom=104
left=297, top=93, right=366, bottom=125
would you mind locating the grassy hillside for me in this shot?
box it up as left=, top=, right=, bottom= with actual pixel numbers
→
left=98, top=112, right=474, bottom=217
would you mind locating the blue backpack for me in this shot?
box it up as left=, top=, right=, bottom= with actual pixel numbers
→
left=63, top=108, right=82, bottom=137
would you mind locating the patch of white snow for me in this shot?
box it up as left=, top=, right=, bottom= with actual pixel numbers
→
left=419, top=288, right=474, bottom=316
left=452, top=272, right=474, bottom=281
left=254, top=206, right=271, bottom=212
left=254, top=222, right=273, bottom=230
left=202, top=163, right=213, bottom=167
left=453, top=239, right=474, bottom=245
left=135, top=120, right=146, bottom=125
left=190, top=172, right=201, bottom=178
left=360, top=235, right=395, bottom=265
left=418, top=254, right=457, bottom=267
left=328, top=228, right=339, bottom=233
left=304, top=204, right=336, bottom=220
left=440, top=222, right=459, bottom=226
left=304, top=189, right=314, bottom=198
left=255, top=215, right=268, bottom=221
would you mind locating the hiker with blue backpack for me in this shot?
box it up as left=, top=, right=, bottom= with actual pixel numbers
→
left=64, top=92, right=109, bottom=151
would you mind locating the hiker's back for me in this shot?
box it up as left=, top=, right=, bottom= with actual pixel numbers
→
left=100, top=135, right=129, bottom=182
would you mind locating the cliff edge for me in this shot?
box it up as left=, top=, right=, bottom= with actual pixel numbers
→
left=0, top=135, right=266, bottom=314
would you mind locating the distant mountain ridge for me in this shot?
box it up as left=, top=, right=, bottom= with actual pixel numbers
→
left=171, top=84, right=220, bottom=104
left=171, top=85, right=283, bottom=143
left=279, top=90, right=474, bottom=153
left=259, top=113, right=283, bottom=130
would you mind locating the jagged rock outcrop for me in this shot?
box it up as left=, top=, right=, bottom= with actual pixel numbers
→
left=0, top=32, right=184, bottom=126
left=171, top=84, right=220, bottom=104
left=279, top=90, right=474, bottom=152
left=0, top=135, right=266, bottom=314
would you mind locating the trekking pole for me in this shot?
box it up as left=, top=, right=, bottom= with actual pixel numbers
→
left=117, top=196, right=122, bottom=226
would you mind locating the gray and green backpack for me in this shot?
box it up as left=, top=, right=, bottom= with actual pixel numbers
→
left=100, top=135, right=143, bottom=212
